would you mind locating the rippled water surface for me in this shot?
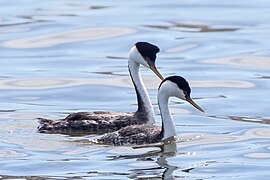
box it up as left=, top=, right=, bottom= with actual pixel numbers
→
left=1, top=0, right=270, bottom=179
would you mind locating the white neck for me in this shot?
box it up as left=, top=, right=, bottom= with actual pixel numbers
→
left=158, top=87, right=176, bottom=140
left=128, top=57, right=155, bottom=125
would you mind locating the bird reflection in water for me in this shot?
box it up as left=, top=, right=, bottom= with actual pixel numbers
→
left=107, top=139, right=192, bottom=179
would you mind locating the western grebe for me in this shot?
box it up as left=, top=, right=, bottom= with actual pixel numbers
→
left=37, top=42, right=164, bottom=134
left=98, top=76, right=204, bottom=145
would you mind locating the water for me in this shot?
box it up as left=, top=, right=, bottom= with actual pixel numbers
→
left=1, top=0, right=270, bottom=179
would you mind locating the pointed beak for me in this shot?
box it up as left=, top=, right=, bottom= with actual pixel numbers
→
left=144, top=56, right=164, bottom=81
left=186, top=97, right=205, bottom=113
left=149, top=65, right=164, bottom=80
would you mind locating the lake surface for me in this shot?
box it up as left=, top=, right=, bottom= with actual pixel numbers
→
left=1, top=0, right=270, bottom=179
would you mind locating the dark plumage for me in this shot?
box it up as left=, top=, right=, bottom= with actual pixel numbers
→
left=96, top=76, right=204, bottom=146
left=135, top=42, right=160, bottom=62
left=37, top=111, right=149, bottom=134
left=37, top=42, right=163, bottom=134
left=159, top=76, right=191, bottom=95
left=98, top=124, right=162, bottom=145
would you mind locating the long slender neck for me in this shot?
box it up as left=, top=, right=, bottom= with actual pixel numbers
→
left=158, top=92, right=176, bottom=140
left=128, top=58, right=155, bottom=125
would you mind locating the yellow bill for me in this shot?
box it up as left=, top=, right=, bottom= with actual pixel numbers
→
left=186, top=97, right=205, bottom=113
left=150, top=66, right=164, bottom=80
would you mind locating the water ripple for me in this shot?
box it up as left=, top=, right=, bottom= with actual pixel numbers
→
left=203, top=56, right=270, bottom=68
left=2, top=27, right=136, bottom=48
left=145, top=21, right=239, bottom=32
left=0, top=77, right=255, bottom=90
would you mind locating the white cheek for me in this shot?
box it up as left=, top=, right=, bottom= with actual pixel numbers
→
left=176, top=90, right=186, bottom=100
left=136, top=55, right=148, bottom=68
left=130, top=46, right=149, bottom=67
left=170, top=83, right=186, bottom=100
left=159, top=81, right=187, bottom=101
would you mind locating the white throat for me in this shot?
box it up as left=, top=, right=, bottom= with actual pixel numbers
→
left=128, top=51, right=155, bottom=125
left=158, top=81, right=177, bottom=140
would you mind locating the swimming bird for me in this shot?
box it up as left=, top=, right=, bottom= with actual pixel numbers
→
left=37, top=42, right=164, bottom=134
left=97, top=76, right=204, bottom=145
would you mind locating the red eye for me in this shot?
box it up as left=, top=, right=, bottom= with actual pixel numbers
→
left=144, top=57, right=151, bottom=62
left=183, top=91, right=188, bottom=98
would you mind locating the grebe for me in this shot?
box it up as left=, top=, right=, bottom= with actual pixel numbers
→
left=98, top=76, right=204, bottom=145
left=37, top=42, right=164, bottom=134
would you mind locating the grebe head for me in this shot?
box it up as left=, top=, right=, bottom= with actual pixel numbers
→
left=130, top=42, right=163, bottom=80
left=159, top=76, right=204, bottom=112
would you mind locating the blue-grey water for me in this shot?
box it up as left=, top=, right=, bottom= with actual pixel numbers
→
left=1, top=0, right=270, bottom=179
